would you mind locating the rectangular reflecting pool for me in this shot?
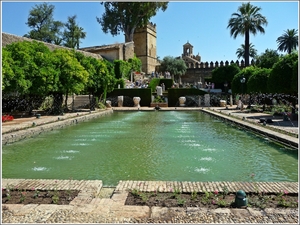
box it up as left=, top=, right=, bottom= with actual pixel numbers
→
left=2, top=111, right=298, bottom=186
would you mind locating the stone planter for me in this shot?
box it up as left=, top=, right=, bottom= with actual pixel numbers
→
left=118, top=96, right=123, bottom=107
left=35, top=114, right=41, bottom=119
left=220, top=100, right=226, bottom=107
left=106, top=100, right=112, bottom=108
left=133, top=97, right=141, bottom=107
left=179, top=97, right=186, bottom=107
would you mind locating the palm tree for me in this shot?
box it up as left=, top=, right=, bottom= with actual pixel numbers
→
left=227, top=2, right=268, bottom=67
left=236, top=43, right=257, bottom=60
left=276, top=29, right=298, bottom=54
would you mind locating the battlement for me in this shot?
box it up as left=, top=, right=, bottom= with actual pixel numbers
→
left=147, top=22, right=156, bottom=32
left=185, top=59, right=256, bottom=69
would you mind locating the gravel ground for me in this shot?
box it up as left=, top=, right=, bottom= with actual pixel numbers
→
left=2, top=208, right=298, bottom=224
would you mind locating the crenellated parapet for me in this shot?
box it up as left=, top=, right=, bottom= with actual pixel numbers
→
left=185, top=59, right=256, bottom=69
left=146, top=22, right=157, bottom=32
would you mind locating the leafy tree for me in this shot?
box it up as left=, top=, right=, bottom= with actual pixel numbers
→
left=276, top=29, right=298, bottom=54
left=211, top=64, right=241, bottom=90
left=63, top=15, right=86, bottom=49
left=227, top=2, right=268, bottom=67
left=268, top=52, right=298, bottom=94
left=247, top=68, right=271, bottom=93
left=2, top=41, right=59, bottom=113
left=236, top=43, right=257, bottom=60
left=97, top=2, right=168, bottom=42
left=24, top=2, right=64, bottom=44
left=254, top=49, right=280, bottom=69
left=231, top=66, right=257, bottom=94
left=51, top=49, right=89, bottom=113
left=159, top=56, right=187, bottom=83
left=1, top=48, right=15, bottom=91
left=291, top=60, right=298, bottom=93
left=101, top=59, right=118, bottom=102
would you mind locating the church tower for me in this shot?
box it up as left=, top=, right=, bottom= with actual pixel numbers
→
left=133, top=22, right=158, bottom=75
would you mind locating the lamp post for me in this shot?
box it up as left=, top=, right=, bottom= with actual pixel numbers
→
left=240, top=76, right=246, bottom=109
left=240, top=76, right=246, bottom=93
left=224, top=82, right=228, bottom=109
left=224, top=81, right=228, bottom=94
left=240, top=76, right=246, bottom=99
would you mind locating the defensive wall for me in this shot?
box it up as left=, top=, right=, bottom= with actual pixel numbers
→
left=181, top=59, right=255, bottom=84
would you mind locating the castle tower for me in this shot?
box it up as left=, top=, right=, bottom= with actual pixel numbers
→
left=133, top=22, right=158, bottom=75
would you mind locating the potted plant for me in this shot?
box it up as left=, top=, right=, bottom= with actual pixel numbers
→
left=150, top=95, right=168, bottom=107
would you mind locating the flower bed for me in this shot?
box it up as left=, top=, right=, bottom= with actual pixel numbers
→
left=2, top=115, right=14, bottom=122
left=125, top=189, right=298, bottom=209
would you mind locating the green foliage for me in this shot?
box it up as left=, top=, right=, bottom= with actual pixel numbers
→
left=97, top=2, right=168, bottom=42
left=231, top=66, right=257, bottom=94
left=149, top=78, right=161, bottom=92
left=236, top=43, right=257, bottom=60
left=24, top=2, right=64, bottom=44
left=2, top=40, right=58, bottom=97
left=267, top=52, right=298, bottom=94
left=128, top=55, right=142, bottom=73
left=114, top=60, right=131, bottom=79
left=63, top=15, right=86, bottom=49
left=227, top=2, right=268, bottom=66
left=52, top=49, right=89, bottom=95
left=291, top=60, right=298, bottom=93
left=247, top=68, right=271, bottom=93
left=159, top=56, right=187, bottom=82
left=113, top=56, right=141, bottom=82
left=1, top=48, right=15, bottom=91
left=211, top=64, right=240, bottom=87
left=276, top=29, right=298, bottom=54
left=191, top=191, right=198, bottom=200
left=255, top=49, right=280, bottom=69
left=153, top=95, right=166, bottom=103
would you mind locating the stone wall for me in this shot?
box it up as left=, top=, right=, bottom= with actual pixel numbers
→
left=2, top=32, right=103, bottom=60
left=180, top=59, right=256, bottom=85
left=79, top=42, right=135, bottom=62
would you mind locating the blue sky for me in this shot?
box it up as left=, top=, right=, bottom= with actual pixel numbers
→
left=1, top=1, right=299, bottom=63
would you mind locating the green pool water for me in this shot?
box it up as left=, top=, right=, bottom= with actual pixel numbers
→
left=2, top=111, right=298, bottom=186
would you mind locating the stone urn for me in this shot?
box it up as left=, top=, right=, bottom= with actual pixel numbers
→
left=133, top=97, right=141, bottom=107
left=106, top=100, right=112, bottom=108
left=179, top=97, right=186, bottom=107
left=118, top=96, right=123, bottom=107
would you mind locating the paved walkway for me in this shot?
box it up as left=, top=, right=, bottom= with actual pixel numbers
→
left=2, top=179, right=298, bottom=223
left=1, top=107, right=299, bottom=223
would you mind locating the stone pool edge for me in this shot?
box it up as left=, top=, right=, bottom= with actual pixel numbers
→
left=2, top=109, right=113, bottom=145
